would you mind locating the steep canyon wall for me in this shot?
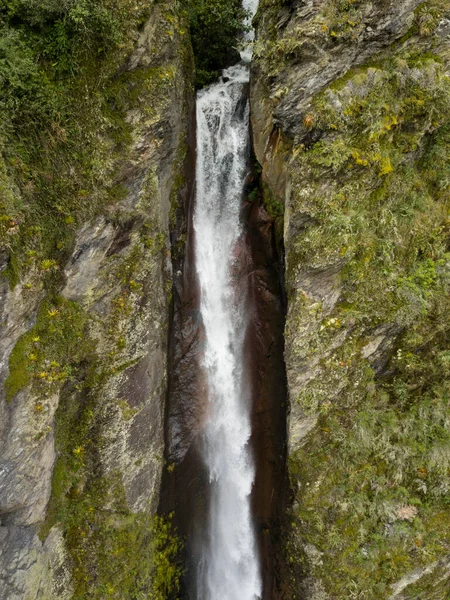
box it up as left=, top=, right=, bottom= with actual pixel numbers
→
left=0, top=2, right=194, bottom=597
left=251, top=0, right=450, bottom=598
left=2, top=0, right=450, bottom=598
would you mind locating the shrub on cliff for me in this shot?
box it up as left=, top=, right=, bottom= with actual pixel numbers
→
left=0, top=0, right=150, bottom=281
left=187, top=0, right=247, bottom=87
left=0, top=0, right=150, bottom=78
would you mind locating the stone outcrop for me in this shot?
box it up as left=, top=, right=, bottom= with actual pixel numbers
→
left=252, top=0, right=450, bottom=597
left=0, top=2, right=194, bottom=597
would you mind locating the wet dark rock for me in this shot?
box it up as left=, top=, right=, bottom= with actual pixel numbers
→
left=245, top=200, right=288, bottom=600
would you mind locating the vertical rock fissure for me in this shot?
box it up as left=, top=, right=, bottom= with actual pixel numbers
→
left=162, top=1, right=288, bottom=598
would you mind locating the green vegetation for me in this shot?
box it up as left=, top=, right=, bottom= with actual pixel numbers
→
left=256, top=0, right=449, bottom=75
left=0, top=0, right=243, bottom=287
left=255, top=0, right=450, bottom=597
left=289, top=318, right=450, bottom=598
left=0, top=0, right=152, bottom=285
left=43, top=379, right=183, bottom=598
left=322, top=0, right=366, bottom=42
left=5, top=296, right=91, bottom=402
left=290, top=50, right=450, bottom=324
left=186, top=0, right=248, bottom=87
left=286, top=50, right=450, bottom=600
left=262, top=182, right=284, bottom=218
left=289, top=51, right=450, bottom=326
left=8, top=234, right=183, bottom=598
left=1, top=1, right=190, bottom=596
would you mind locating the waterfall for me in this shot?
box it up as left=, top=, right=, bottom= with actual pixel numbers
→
left=193, top=2, right=261, bottom=599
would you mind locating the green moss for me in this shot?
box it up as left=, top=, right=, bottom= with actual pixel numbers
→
left=170, top=171, right=186, bottom=229
left=288, top=51, right=450, bottom=324
left=5, top=296, right=91, bottom=402
left=288, top=313, right=450, bottom=598
left=1, top=1, right=189, bottom=597
left=262, top=182, right=284, bottom=218
left=30, top=240, right=183, bottom=597
left=40, top=357, right=183, bottom=599
left=116, top=399, right=138, bottom=421
left=256, top=0, right=448, bottom=78
left=5, top=335, right=31, bottom=401
left=0, top=0, right=187, bottom=289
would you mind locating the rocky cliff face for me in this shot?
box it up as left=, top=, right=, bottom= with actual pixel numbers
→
left=252, top=0, right=450, bottom=598
left=0, top=2, right=193, bottom=597
left=2, top=0, right=450, bottom=597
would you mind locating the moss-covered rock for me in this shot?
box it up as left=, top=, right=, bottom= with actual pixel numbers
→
left=252, top=0, right=450, bottom=597
left=0, top=0, right=194, bottom=597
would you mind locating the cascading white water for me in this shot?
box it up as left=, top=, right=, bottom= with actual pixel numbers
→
left=241, top=0, right=260, bottom=62
left=193, top=2, right=261, bottom=599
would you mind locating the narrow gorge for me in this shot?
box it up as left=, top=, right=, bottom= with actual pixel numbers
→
left=1, top=1, right=450, bottom=599
left=162, top=1, right=287, bottom=597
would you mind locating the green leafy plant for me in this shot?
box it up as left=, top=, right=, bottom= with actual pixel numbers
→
left=187, top=0, right=248, bottom=87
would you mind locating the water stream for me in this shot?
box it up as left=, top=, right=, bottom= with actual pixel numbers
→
left=193, top=2, right=261, bottom=598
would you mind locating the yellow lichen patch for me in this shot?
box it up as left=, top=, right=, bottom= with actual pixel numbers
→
left=378, top=155, right=393, bottom=176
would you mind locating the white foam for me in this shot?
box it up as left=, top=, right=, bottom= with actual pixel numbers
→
left=193, top=3, right=262, bottom=598
left=241, top=0, right=260, bottom=61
